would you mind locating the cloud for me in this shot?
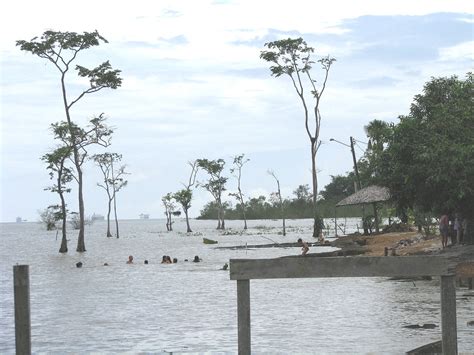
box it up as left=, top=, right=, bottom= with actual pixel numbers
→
left=438, top=41, right=474, bottom=62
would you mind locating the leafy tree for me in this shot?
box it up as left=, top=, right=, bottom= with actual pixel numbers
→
left=197, top=158, right=228, bottom=229
left=174, top=161, right=199, bottom=233
left=38, top=205, right=63, bottom=231
left=319, top=174, right=355, bottom=202
left=381, top=73, right=474, bottom=243
left=41, top=145, right=74, bottom=252
left=261, top=37, right=335, bottom=238
left=92, top=153, right=128, bottom=238
left=162, top=193, right=176, bottom=231
left=229, top=154, right=250, bottom=229
left=17, top=30, right=122, bottom=252
left=359, top=119, right=393, bottom=184
left=268, top=170, right=286, bottom=236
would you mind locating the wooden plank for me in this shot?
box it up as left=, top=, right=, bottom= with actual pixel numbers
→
left=13, top=265, right=31, bottom=355
left=230, top=256, right=452, bottom=280
left=441, top=275, right=458, bottom=355
left=237, top=279, right=251, bottom=355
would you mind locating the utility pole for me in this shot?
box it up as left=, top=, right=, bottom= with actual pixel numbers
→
left=350, top=137, right=362, bottom=191
left=331, top=137, right=368, bottom=235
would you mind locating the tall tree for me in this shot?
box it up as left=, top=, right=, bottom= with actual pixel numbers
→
left=17, top=30, right=122, bottom=252
left=42, top=145, right=74, bottom=252
left=174, top=161, right=199, bottom=233
left=92, top=153, right=128, bottom=238
left=381, top=73, right=474, bottom=243
left=197, top=158, right=228, bottom=229
left=229, top=154, right=250, bottom=229
left=261, top=37, right=335, bottom=238
left=268, top=170, right=286, bottom=236
left=162, top=193, right=176, bottom=231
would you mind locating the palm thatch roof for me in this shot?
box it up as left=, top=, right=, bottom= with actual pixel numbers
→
left=336, top=185, right=391, bottom=207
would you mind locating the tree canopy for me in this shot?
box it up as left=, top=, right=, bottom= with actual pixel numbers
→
left=380, top=73, right=474, bottom=217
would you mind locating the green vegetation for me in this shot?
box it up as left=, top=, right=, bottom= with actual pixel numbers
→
left=198, top=183, right=364, bottom=220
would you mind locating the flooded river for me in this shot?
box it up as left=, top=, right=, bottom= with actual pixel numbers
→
left=1, top=218, right=472, bottom=353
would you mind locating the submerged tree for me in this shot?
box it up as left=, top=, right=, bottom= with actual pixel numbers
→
left=50, top=114, right=113, bottom=250
left=92, top=153, right=128, bottom=238
left=162, top=193, right=176, bottom=231
left=268, top=170, right=286, bottom=236
left=174, top=161, right=199, bottom=233
left=41, top=145, right=74, bottom=252
left=197, top=158, right=228, bottom=229
left=261, top=38, right=335, bottom=238
left=229, top=154, right=250, bottom=229
left=17, top=30, right=122, bottom=252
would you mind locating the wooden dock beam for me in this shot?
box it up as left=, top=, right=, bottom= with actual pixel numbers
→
left=230, top=256, right=457, bottom=353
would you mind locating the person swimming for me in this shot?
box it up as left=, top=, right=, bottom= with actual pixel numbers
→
left=126, top=255, right=134, bottom=264
left=161, top=255, right=172, bottom=264
left=193, top=255, right=202, bottom=263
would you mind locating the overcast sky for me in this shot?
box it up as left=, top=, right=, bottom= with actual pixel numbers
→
left=0, top=0, right=472, bottom=223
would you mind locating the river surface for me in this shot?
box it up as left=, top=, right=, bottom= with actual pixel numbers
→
left=1, top=218, right=473, bottom=354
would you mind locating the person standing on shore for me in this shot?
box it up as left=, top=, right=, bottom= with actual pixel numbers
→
left=298, top=238, right=309, bottom=256
left=439, top=214, right=449, bottom=248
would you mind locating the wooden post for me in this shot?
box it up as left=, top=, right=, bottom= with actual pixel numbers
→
left=373, top=202, right=379, bottom=233
left=441, top=275, right=457, bottom=355
left=237, top=279, right=250, bottom=355
left=13, top=265, right=31, bottom=355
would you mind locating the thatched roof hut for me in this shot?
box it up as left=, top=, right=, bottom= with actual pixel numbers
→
left=336, top=185, right=391, bottom=234
left=336, top=185, right=390, bottom=207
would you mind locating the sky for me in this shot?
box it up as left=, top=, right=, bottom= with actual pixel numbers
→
left=0, top=0, right=472, bottom=223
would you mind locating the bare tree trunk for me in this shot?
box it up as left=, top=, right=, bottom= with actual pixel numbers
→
left=185, top=209, right=192, bottom=233
left=59, top=192, right=68, bottom=253
left=311, top=142, right=319, bottom=239
left=76, top=167, right=86, bottom=252
left=113, top=193, right=119, bottom=238
left=221, top=207, right=225, bottom=230
left=216, top=206, right=222, bottom=229
left=106, top=198, right=112, bottom=238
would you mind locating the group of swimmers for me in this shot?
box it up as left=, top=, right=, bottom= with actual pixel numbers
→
left=126, top=255, right=202, bottom=264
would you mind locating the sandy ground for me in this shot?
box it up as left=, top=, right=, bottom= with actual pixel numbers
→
left=343, top=231, right=474, bottom=278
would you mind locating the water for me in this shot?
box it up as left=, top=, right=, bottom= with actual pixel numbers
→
left=1, top=218, right=473, bottom=353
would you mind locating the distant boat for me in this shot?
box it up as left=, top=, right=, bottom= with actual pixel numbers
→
left=139, top=214, right=150, bottom=220
left=91, top=213, right=105, bottom=221
left=16, top=217, right=26, bottom=223
left=203, top=237, right=218, bottom=245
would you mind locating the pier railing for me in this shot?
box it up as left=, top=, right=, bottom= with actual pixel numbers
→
left=230, top=256, right=457, bottom=355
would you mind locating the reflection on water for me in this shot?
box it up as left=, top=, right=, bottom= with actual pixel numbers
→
left=0, top=219, right=472, bottom=353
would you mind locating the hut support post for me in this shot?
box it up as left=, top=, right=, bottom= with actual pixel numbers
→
left=372, top=202, right=379, bottom=233
left=441, top=275, right=457, bottom=355
left=237, top=279, right=251, bottom=355
left=334, top=207, right=338, bottom=237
